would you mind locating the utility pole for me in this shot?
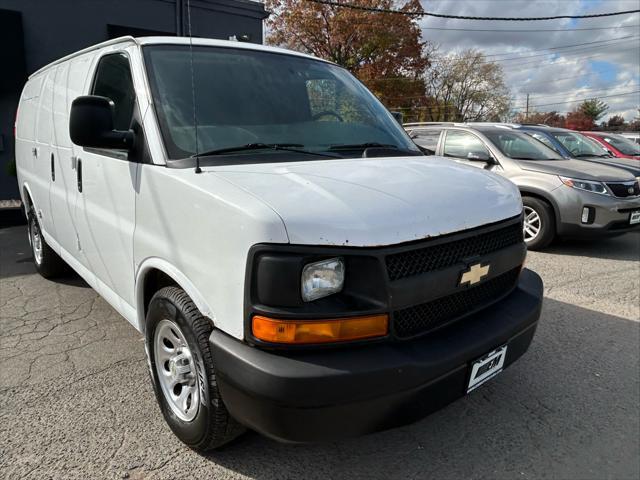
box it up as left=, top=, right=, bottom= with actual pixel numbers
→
left=525, top=93, right=530, bottom=121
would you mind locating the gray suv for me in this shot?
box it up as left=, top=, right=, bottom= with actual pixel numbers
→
left=405, top=123, right=640, bottom=249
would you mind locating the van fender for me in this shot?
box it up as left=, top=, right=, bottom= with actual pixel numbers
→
left=135, top=257, right=214, bottom=332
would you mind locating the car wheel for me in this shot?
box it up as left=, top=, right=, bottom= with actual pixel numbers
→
left=522, top=196, right=555, bottom=250
left=145, top=286, right=245, bottom=451
left=28, top=206, right=68, bottom=278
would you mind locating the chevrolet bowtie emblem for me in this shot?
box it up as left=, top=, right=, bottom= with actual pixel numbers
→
left=460, top=263, right=490, bottom=286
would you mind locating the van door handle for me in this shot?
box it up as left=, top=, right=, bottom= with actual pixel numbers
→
left=51, top=154, right=55, bottom=181
left=76, top=158, right=83, bottom=192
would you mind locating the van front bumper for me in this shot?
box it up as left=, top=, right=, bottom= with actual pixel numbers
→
left=209, top=269, right=543, bottom=443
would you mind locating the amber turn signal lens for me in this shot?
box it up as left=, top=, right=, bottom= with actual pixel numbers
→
left=252, top=314, right=389, bottom=344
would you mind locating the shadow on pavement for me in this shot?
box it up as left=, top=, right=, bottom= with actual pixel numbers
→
left=0, top=225, right=88, bottom=287
left=204, top=298, right=639, bottom=479
left=545, top=232, right=640, bottom=261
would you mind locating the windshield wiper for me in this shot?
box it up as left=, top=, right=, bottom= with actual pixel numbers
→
left=192, top=143, right=340, bottom=158
left=574, top=153, right=607, bottom=158
left=328, top=142, right=398, bottom=151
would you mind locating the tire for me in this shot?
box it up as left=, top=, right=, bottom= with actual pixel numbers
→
left=522, top=196, right=555, bottom=250
left=27, top=206, right=68, bottom=278
left=145, top=286, right=245, bottom=451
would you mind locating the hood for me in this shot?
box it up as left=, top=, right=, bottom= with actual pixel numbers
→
left=517, top=158, right=635, bottom=182
left=578, top=157, right=640, bottom=178
left=208, top=156, right=522, bottom=247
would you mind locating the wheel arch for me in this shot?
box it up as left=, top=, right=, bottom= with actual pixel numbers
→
left=135, top=258, right=214, bottom=333
left=518, top=187, right=560, bottom=231
left=22, top=182, right=35, bottom=214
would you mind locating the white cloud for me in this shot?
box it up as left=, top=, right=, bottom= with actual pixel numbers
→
left=418, top=0, right=640, bottom=121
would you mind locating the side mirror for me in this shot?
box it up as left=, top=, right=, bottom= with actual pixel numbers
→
left=391, top=111, right=403, bottom=124
left=70, top=96, right=134, bottom=150
left=467, top=151, right=492, bottom=162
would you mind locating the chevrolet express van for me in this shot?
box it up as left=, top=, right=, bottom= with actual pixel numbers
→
left=15, top=36, right=543, bottom=450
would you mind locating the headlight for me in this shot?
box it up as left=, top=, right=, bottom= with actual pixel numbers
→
left=301, top=258, right=344, bottom=302
left=559, top=176, right=609, bottom=196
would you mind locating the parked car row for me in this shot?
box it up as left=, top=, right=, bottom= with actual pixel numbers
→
left=404, top=122, right=640, bottom=250
left=582, top=131, right=640, bottom=160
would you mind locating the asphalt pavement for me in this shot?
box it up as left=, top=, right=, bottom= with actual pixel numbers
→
left=1, top=223, right=638, bottom=480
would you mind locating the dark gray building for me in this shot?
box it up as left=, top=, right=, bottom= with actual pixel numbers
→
left=0, top=0, right=268, bottom=201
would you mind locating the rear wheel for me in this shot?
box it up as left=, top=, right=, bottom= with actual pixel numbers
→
left=28, top=206, right=67, bottom=278
left=522, top=196, right=555, bottom=250
left=145, top=286, right=245, bottom=451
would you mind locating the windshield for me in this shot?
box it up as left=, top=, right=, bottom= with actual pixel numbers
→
left=143, top=45, right=419, bottom=160
left=600, top=134, right=640, bottom=155
left=482, top=130, right=563, bottom=160
left=550, top=131, right=606, bottom=157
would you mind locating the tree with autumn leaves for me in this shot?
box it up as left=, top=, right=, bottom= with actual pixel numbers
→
left=266, top=0, right=431, bottom=120
left=265, top=0, right=512, bottom=122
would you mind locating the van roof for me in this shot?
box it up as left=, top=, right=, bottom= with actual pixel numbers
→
left=30, top=36, right=328, bottom=78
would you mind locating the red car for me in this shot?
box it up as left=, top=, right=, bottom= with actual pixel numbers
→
left=582, top=131, right=640, bottom=160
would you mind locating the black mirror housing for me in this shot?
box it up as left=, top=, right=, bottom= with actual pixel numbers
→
left=69, top=95, right=134, bottom=150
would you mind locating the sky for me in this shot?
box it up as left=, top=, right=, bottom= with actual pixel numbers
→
left=416, top=0, right=640, bottom=122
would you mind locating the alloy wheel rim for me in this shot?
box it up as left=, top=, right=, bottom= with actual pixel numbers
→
left=154, top=319, right=200, bottom=422
left=31, top=220, right=43, bottom=265
left=523, top=206, right=541, bottom=242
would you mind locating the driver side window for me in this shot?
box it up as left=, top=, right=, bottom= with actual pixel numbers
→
left=91, top=53, right=135, bottom=131
left=443, top=130, right=490, bottom=159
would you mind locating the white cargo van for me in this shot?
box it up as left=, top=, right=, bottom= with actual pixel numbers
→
left=15, top=36, right=543, bottom=449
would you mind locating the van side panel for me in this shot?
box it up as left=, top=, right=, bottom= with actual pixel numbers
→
left=15, top=74, right=44, bottom=210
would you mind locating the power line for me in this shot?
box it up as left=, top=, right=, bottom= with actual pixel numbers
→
left=416, top=24, right=640, bottom=33
left=491, top=38, right=639, bottom=62
left=499, top=45, right=640, bottom=68
left=514, top=90, right=640, bottom=109
left=305, top=0, right=640, bottom=21
left=485, top=35, right=639, bottom=57
left=383, top=85, right=639, bottom=103
left=515, top=84, right=640, bottom=99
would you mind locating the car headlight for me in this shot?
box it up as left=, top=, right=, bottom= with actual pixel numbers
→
left=559, top=176, right=609, bottom=196
left=301, top=258, right=345, bottom=302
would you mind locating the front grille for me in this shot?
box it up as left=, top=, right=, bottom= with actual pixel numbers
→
left=606, top=181, right=640, bottom=198
left=385, top=221, right=522, bottom=281
left=393, top=268, right=521, bottom=339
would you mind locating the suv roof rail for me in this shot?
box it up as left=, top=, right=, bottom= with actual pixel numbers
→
left=403, top=122, right=458, bottom=127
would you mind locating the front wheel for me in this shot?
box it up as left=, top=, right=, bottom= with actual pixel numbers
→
left=522, top=196, right=555, bottom=250
left=145, top=287, right=244, bottom=451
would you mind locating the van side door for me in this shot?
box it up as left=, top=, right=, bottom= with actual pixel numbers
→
left=72, top=52, right=139, bottom=312
left=30, top=69, right=56, bottom=236
left=50, top=55, right=94, bottom=260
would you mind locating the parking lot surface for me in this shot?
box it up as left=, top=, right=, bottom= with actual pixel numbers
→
left=1, top=224, right=639, bottom=480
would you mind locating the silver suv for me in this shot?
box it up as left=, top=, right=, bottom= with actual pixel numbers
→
left=405, top=123, right=640, bottom=249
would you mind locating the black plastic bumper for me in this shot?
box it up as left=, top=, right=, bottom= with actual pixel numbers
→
left=210, top=269, right=543, bottom=443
